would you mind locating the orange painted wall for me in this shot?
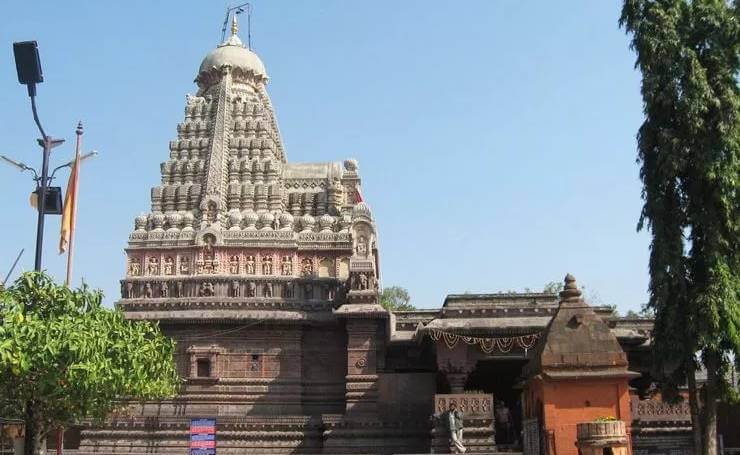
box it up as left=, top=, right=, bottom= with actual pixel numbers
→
left=527, top=378, right=632, bottom=455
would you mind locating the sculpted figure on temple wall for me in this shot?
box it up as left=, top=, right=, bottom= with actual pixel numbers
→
left=200, top=282, right=215, bottom=297
left=264, top=282, right=273, bottom=298
left=176, top=281, right=183, bottom=297
left=180, top=257, right=190, bottom=275
left=147, top=257, right=159, bottom=275
left=246, top=256, right=256, bottom=274
left=281, top=257, right=292, bottom=276
left=203, top=234, right=216, bottom=261
left=124, top=282, right=134, bottom=299
left=129, top=258, right=141, bottom=276
left=204, top=201, right=218, bottom=224
left=262, top=256, right=273, bottom=275
left=160, top=282, right=169, bottom=298
left=352, top=272, right=370, bottom=291
left=284, top=281, right=294, bottom=298
left=144, top=282, right=153, bottom=299
left=247, top=281, right=256, bottom=297
left=231, top=280, right=240, bottom=297
left=355, top=235, right=370, bottom=257
left=304, top=283, right=313, bottom=299
left=229, top=255, right=240, bottom=274
left=301, top=258, right=314, bottom=276
left=164, top=257, right=174, bottom=275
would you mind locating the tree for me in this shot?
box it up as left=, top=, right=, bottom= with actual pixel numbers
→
left=0, top=272, right=180, bottom=454
left=620, top=2, right=740, bottom=454
left=542, top=281, right=562, bottom=294
left=379, top=286, right=416, bottom=311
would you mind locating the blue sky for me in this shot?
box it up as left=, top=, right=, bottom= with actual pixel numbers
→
left=0, top=1, right=649, bottom=312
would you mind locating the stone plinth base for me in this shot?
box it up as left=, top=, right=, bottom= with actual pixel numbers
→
left=75, top=414, right=433, bottom=454
left=322, top=415, right=429, bottom=454
left=76, top=416, right=323, bottom=454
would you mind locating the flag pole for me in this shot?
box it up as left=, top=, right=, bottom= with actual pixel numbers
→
left=64, top=122, right=82, bottom=286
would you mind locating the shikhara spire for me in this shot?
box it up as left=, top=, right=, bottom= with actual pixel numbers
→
left=122, top=20, right=381, bottom=311
left=127, top=23, right=371, bottom=240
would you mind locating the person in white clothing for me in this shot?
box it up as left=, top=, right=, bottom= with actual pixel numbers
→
left=447, top=402, right=466, bottom=454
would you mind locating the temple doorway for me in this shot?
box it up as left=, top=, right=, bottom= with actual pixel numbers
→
left=465, top=359, right=526, bottom=449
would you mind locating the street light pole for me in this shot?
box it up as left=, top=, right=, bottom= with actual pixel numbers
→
left=32, top=95, right=49, bottom=272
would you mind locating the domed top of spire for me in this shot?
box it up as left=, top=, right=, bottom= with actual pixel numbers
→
left=198, top=15, right=267, bottom=81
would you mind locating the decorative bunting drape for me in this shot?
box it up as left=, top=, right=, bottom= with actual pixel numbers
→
left=428, top=329, right=542, bottom=354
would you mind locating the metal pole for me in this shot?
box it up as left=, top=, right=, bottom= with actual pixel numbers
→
left=30, top=94, right=49, bottom=272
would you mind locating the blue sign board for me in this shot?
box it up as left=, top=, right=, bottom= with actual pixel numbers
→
left=190, top=418, right=216, bottom=455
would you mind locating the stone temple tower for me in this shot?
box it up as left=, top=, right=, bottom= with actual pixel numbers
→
left=95, top=18, right=394, bottom=454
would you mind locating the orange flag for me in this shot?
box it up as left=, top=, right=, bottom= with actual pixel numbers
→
left=59, top=124, right=82, bottom=255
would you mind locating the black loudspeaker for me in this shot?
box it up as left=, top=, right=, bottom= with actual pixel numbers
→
left=13, top=41, right=43, bottom=85
left=32, top=187, right=63, bottom=215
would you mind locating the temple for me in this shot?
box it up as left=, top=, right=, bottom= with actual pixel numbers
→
left=72, top=19, right=699, bottom=455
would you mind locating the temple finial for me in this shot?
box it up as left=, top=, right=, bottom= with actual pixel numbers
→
left=559, top=273, right=583, bottom=302
left=231, top=14, right=239, bottom=37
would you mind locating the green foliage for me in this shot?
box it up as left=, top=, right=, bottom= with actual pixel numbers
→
left=379, top=286, right=416, bottom=312
left=0, top=272, right=180, bottom=436
left=621, top=0, right=740, bottom=391
left=620, top=2, right=740, bottom=448
left=595, top=416, right=618, bottom=422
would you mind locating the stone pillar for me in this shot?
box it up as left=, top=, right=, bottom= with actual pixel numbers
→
left=345, top=319, right=380, bottom=417
left=437, top=343, right=473, bottom=393
left=446, top=372, right=468, bottom=394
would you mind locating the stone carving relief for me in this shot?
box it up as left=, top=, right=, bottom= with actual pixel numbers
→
left=176, top=281, right=183, bottom=297
left=198, top=234, right=219, bottom=274
left=164, top=257, right=174, bottom=275
left=283, top=281, right=294, bottom=298
left=301, top=258, right=314, bottom=276
left=281, top=256, right=292, bottom=276
left=247, top=281, right=256, bottom=297
left=355, top=235, right=369, bottom=257
left=229, top=255, right=240, bottom=274
left=352, top=272, right=374, bottom=291
left=128, top=258, right=141, bottom=276
left=200, top=282, right=215, bottom=297
left=304, top=283, right=313, bottom=299
left=160, top=282, right=169, bottom=298
left=246, top=256, right=256, bottom=274
left=204, top=201, right=218, bottom=224
left=147, top=257, right=159, bottom=275
left=125, top=282, right=134, bottom=298
left=180, top=257, right=190, bottom=275
left=144, top=282, right=153, bottom=299
left=263, top=282, right=273, bottom=298
left=230, top=280, right=240, bottom=297
left=262, top=256, right=273, bottom=275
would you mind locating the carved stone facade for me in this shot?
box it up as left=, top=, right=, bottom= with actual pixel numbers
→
left=72, top=19, right=700, bottom=455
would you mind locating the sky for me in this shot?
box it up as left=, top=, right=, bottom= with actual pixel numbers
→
left=0, top=1, right=650, bottom=312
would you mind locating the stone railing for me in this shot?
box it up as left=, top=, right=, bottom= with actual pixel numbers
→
left=434, top=393, right=493, bottom=419
left=631, top=398, right=691, bottom=423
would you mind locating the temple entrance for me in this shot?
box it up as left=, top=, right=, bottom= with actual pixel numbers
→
left=465, top=359, right=526, bottom=450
